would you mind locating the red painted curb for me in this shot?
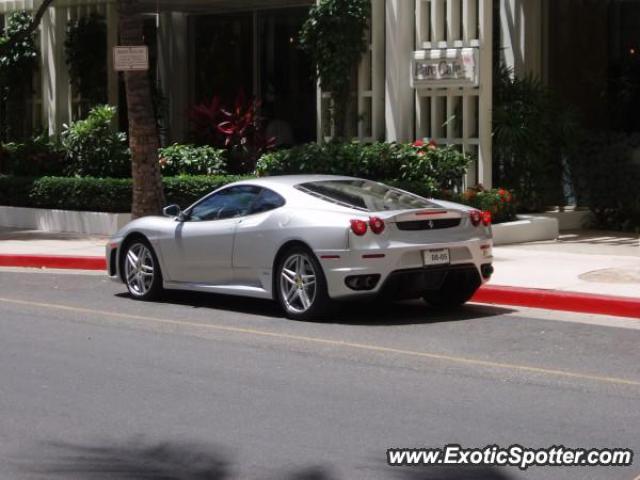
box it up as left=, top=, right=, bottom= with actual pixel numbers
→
left=473, top=285, right=640, bottom=319
left=0, top=254, right=106, bottom=271
left=1, top=254, right=638, bottom=319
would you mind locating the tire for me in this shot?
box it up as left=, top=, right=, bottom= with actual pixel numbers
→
left=423, top=269, right=481, bottom=309
left=122, top=239, right=164, bottom=301
left=275, top=246, right=331, bottom=321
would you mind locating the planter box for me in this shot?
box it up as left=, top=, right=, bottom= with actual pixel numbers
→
left=528, top=209, right=593, bottom=231
left=0, top=206, right=131, bottom=236
left=492, top=215, right=559, bottom=246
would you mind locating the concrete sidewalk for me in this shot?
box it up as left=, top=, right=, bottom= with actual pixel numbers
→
left=1, top=226, right=639, bottom=315
left=491, top=230, right=640, bottom=300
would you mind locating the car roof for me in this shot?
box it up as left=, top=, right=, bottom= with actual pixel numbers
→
left=238, top=175, right=360, bottom=188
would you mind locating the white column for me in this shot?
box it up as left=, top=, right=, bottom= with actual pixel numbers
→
left=41, top=5, right=71, bottom=137
left=158, top=11, right=189, bottom=143
left=478, top=0, right=493, bottom=188
left=385, top=0, right=415, bottom=142
left=370, top=0, right=385, bottom=141
left=500, top=0, right=543, bottom=77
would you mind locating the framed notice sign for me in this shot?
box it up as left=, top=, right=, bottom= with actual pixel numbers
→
left=411, top=47, right=479, bottom=88
left=113, top=46, right=149, bottom=72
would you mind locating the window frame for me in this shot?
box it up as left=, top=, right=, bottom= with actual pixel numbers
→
left=183, top=185, right=286, bottom=222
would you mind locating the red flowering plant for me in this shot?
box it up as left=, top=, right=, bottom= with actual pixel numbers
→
left=412, top=138, right=438, bottom=155
left=441, top=185, right=517, bottom=224
left=468, top=185, right=516, bottom=223
left=188, top=96, right=224, bottom=146
left=188, top=91, right=276, bottom=174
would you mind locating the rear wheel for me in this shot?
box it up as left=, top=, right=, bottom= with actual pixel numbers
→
left=122, top=240, right=163, bottom=301
left=423, top=269, right=481, bottom=309
left=276, top=247, right=331, bottom=321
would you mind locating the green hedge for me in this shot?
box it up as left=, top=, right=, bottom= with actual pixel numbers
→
left=0, top=174, right=515, bottom=223
left=256, top=141, right=470, bottom=197
left=0, top=175, right=249, bottom=213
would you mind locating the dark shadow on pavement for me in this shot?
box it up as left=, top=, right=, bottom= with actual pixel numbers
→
left=20, top=438, right=231, bottom=479
left=115, top=289, right=514, bottom=326
left=115, top=290, right=285, bottom=318
left=18, top=439, right=514, bottom=480
left=392, top=466, right=514, bottom=479
left=327, top=300, right=516, bottom=326
left=19, top=438, right=338, bottom=480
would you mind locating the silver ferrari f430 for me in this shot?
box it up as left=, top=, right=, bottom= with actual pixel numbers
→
left=107, top=175, right=494, bottom=320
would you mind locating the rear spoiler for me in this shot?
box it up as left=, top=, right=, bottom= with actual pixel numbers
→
left=374, top=208, right=464, bottom=223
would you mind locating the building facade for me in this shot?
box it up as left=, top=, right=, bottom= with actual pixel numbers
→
left=1, top=0, right=639, bottom=189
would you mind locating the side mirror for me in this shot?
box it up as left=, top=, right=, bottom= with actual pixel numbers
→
left=162, top=204, right=181, bottom=218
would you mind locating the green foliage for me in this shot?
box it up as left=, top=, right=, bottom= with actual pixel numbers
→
left=64, top=14, right=108, bottom=110
left=0, top=175, right=250, bottom=213
left=158, top=144, right=227, bottom=176
left=492, top=65, right=578, bottom=212
left=0, top=11, right=38, bottom=141
left=0, top=11, right=37, bottom=87
left=163, top=175, right=248, bottom=209
left=568, top=132, right=640, bottom=232
left=256, top=141, right=470, bottom=197
left=0, top=175, right=37, bottom=207
left=443, top=186, right=517, bottom=224
left=61, top=105, right=131, bottom=178
left=27, top=176, right=133, bottom=212
left=0, top=135, right=66, bottom=176
left=299, top=0, right=370, bottom=137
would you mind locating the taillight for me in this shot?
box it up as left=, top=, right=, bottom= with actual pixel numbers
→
left=470, top=210, right=482, bottom=227
left=350, top=219, right=368, bottom=236
left=482, top=210, right=492, bottom=226
left=369, top=216, right=385, bottom=234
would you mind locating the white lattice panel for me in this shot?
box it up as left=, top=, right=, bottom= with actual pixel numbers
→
left=415, top=0, right=492, bottom=188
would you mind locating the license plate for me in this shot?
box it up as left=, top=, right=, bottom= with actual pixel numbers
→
left=423, top=248, right=450, bottom=266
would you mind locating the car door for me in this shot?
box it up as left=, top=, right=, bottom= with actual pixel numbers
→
left=232, top=188, right=287, bottom=287
left=161, top=185, right=262, bottom=285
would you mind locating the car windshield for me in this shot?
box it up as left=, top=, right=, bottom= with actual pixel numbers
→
left=295, top=180, right=436, bottom=212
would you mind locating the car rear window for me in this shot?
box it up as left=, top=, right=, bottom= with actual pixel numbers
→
left=295, top=180, right=435, bottom=212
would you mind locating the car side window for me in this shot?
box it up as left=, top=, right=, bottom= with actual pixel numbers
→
left=188, top=186, right=261, bottom=221
left=250, top=188, right=285, bottom=214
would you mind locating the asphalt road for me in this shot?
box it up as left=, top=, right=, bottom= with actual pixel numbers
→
left=0, top=269, right=638, bottom=480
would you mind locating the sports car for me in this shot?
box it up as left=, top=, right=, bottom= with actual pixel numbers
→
left=106, top=175, right=494, bottom=320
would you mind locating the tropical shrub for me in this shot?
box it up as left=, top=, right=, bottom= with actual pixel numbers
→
left=61, top=105, right=130, bottom=178
left=299, top=0, right=370, bottom=138
left=158, top=144, right=227, bottom=176
left=188, top=92, right=275, bottom=174
left=0, top=135, right=67, bottom=176
left=0, top=11, right=38, bottom=141
left=256, top=141, right=470, bottom=197
left=492, top=64, right=578, bottom=212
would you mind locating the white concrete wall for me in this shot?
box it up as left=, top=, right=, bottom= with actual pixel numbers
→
left=0, top=206, right=130, bottom=236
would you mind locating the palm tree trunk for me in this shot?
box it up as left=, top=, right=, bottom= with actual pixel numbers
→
left=119, top=0, right=165, bottom=218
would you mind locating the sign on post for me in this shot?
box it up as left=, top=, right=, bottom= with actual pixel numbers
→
left=113, top=46, right=149, bottom=72
left=411, top=48, right=479, bottom=88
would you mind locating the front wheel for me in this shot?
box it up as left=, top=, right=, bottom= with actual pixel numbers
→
left=123, top=240, right=163, bottom=301
left=276, top=247, right=331, bottom=321
left=423, top=269, right=481, bottom=309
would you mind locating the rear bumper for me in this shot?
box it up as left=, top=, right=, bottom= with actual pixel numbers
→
left=317, top=238, right=492, bottom=300
left=378, top=263, right=480, bottom=300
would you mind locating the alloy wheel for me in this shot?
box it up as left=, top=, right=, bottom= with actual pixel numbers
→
left=124, top=243, right=155, bottom=297
left=280, top=253, right=317, bottom=314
